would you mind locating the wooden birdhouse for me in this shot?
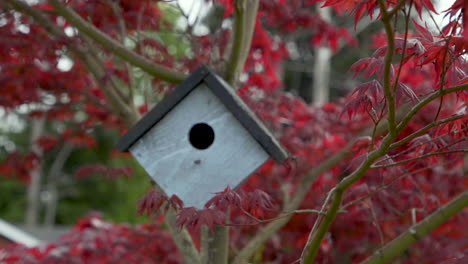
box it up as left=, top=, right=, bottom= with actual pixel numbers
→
left=116, top=66, right=288, bottom=208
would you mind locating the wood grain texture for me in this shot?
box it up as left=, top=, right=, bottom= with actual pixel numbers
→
left=117, top=65, right=288, bottom=163
left=130, top=84, right=269, bottom=208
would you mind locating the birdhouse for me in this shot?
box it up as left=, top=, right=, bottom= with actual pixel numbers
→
left=116, top=66, right=288, bottom=208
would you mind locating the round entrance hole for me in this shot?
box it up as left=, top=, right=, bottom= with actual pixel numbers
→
left=188, top=123, right=215, bottom=150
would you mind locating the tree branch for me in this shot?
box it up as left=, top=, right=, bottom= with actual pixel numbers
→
left=371, top=149, right=468, bottom=169
left=224, top=0, right=259, bottom=87
left=389, top=114, right=465, bottom=150
left=301, top=124, right=402, bottom=263
left=342, top=158, right=461, bottom=212
left=359, top=191, right=468, bottom=264
left=396, top=83, right=468, bottom=134
left=378, top=0, right=397, bottom=137
left=300, top=84, right=468, bottom=263
left=44, top=143, right=74, bottom=226
left=232, top=141, right=354, bottom=264
left=387, top=0, right=408, bottom=18
left=109, top=1, right=136, bottom=106
left=46, top=0, right=187, bottom=83
left=231, top=107, right=412, bottom=264
left=165, top=208, right=202, bottom=264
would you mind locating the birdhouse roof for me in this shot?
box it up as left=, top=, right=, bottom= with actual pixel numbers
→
left=116, top=66, right=288, bottom=163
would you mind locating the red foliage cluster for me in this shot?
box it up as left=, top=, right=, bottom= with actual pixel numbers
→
left=0, top=152, right=38, bottom=182
left=0, top=214, right=182, bottom=264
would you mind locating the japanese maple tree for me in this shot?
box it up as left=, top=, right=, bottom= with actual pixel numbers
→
left=0, top=0, right=467, bottom=264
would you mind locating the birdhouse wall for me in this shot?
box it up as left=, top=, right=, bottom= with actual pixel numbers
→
left=129, top=84, right=269, bottom=208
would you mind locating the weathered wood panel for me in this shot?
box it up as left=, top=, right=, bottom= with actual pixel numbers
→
left=130, top=84, right=269, bottom=208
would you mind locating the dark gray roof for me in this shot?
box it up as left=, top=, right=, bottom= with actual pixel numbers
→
left=116, top=65, right=288, bottom=163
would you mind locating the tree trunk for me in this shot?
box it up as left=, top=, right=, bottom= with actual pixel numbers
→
left=43, top=143, right=73, bottom=226
left=312, top=6, right=332, bottom=106
left=25, top=116, right=45, bottom=227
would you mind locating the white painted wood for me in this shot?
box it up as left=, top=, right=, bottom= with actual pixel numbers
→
left=130, top=84, right=269, bottom=208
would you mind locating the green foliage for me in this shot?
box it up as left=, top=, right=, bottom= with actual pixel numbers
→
left=0, top=179, right=27, bottom=222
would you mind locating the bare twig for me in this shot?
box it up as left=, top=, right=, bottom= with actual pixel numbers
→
left=387, top=0, right=408, bottom=18
left=372, top=150, right=468, bottom=169
left=391, top=0, right=413, bottom=92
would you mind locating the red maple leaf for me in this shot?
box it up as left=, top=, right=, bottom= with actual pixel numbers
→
left=205, top=186, right=242, bottom=210
left=137, top=189, right=167, bottom=216
left=176, top=208, right=226, bottom=231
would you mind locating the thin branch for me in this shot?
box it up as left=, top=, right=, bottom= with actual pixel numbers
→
left=359, top=191, right=468, bottom=264
left=368, top=201, right=385, bottom=248
left=301, top=132, right=395, bottom=264
left=224, top=0, right=259, bottom=86
left=371, top=150, right=468, bottom=168
left=300, top=186, right=336, bottom=262
left=79, top=33, right=131, bottom=106
left=341, top=148, right=462, bottom=211
left=387, top=0, right=408, bottom=18
left=378, top=0, right=398, bottom=137
left=300, top=79, right=420, bottom=263
left=44, top=143, right=74, bottom=226
left=75, top=41, right=141, bottom=125
left=302, top=189, right=344, bottom=264
left=164, top=208, right=202, bottom=264
left=396, top=83, right=468, bottom=134
left=47, top=0, right=187, bottom=83
left=224, top=207, right=348, bottom=228
left=429, top=12, right=462, bottom=122
left=391, top=0, right=413, bottom=93
left=389, top=114, right=465, bottom=150
left=378, top=135, right=467, bottom=165
left=110, top=1, right=135, bottom=105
